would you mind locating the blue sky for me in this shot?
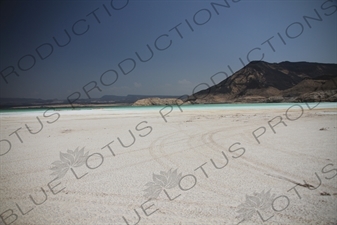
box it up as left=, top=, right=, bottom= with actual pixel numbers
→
left=1, top=0, right=336, bottom=100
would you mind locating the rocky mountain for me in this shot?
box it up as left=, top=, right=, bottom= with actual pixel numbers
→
left=189, top=61, right=337, bottom=103
left=132, top=98, right=184, bottom=106
left=101, top=95, right=181, bottom=103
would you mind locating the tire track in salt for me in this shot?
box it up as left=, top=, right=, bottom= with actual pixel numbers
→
left=206, top=125, right=337, bottom=191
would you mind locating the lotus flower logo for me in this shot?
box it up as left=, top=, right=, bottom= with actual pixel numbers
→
left=236, top=190, right=276, bottom=222
left=50, top=147, right=89, bottom=179
left=143, top=169, right=182, bottom=199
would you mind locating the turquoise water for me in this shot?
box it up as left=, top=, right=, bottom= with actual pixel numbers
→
left=102, top=102, right=337, bottom=112
left=1, top=102, right=335, bottom=114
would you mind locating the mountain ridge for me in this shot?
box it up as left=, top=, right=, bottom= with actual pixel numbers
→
left=0, top=94, right=181, bottom=108
left=2, top=61, right=336, bottom=107
left=188, top=61, right=337, bottom=103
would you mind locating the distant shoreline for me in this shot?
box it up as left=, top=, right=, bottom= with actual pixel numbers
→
left=0, top=102, right=336, bottom=112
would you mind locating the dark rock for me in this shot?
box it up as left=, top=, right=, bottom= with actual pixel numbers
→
left=190, top=61, right=337, bottom=103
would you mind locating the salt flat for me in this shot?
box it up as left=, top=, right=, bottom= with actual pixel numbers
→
left=0, top=103, right=336, bottom=225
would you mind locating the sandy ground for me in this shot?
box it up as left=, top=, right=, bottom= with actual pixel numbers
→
left=0, top=103, right=336, bottom=225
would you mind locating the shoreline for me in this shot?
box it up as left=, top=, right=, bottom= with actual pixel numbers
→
left=0, top=102, right=336, bottom=113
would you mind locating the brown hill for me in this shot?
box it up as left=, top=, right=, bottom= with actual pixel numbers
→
left=189, top=61, right=337, bottom=103
left=133, top=98, right=184, bottom=106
